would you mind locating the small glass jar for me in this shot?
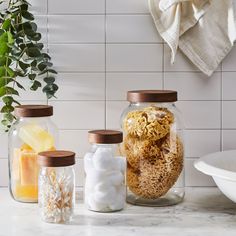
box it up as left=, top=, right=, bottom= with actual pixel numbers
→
left=84, top=130, right=126, bottom=212
left=38, top=150, right=76, bottom=223
left=8, top=105, right=58, bottom=203
left=121, top=90, right=185, bottom=206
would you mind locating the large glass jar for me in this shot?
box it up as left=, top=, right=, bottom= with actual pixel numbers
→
left=8, top=105, right=58, bottom=203
left=121, top=90, right=185, bottom=206
left=38, top=150, right=75, bottom=223
left=84, top=130, right=126, bottom=212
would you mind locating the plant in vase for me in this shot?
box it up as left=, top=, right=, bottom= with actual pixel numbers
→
left=0, top=0, right=58, bottom=131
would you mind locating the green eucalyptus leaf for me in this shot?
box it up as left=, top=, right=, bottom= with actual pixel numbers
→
left=44, top=76, right=55, bottom=84
left=30, top=80, right=41, bottom=91
left=21, top=11, right=34, bottom=21
left=2, top=96, right=13, bottom=105
left=7, top=32, right=14, bottom=44
left=28, top=73, right=36, bottom=80
left=19, top=60, right=30, bottom=70
left=15, top=81, right=25, bottom=90
left=0, top=42, right=9, bottom=55
left=2, top=19, right=11, bottom=30
left=1, top=105, right=14, bottom=113
left=5, top=67, right=14, bottom=77
left=0, top=87, right=19, bottom=97
left=0, top=77, right=13, bottom=87
left=26, top=47, right=41, bottom=57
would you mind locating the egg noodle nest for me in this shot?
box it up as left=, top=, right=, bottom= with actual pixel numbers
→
left=123, top=106, right=184, bottom=199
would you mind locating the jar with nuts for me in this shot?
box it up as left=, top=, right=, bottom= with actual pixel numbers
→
left=121, top=90, right=185, bottom=206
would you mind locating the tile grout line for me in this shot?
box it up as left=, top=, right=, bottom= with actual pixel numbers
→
left=104, top=0, right=107, bottom=129
left=220, top=63, right=223, bottom=151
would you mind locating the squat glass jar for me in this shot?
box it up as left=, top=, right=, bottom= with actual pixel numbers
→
left=121, top=90, right=185, bottom=206
left=84, top=130, right=126, bottom=212
left=8, top=105, right=58, bottom=203
left=38, top=150, right=76, bottom=223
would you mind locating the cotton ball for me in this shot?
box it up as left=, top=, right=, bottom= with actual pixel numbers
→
left=84, top=152, right=94, bottom=174
left=94, top=186, right=116, bottom=205
left=109, top=193, right=125, bottom=211
left=114, top=156, right=127, bottom=173
left=94, top=181, right=111, bottom=192
left=86, top=170, right=107, bottom=186
left=109, top=171, right=124, bottom=186
left=88, top=195, right=107, bottom=212
left=93, top=147, right=116, bottom=171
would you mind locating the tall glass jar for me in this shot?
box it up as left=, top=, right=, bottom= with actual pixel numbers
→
left=38, top=150, right=75, bottom=223
left=8, top=105, right=58, bottom=203
left=84, top=130, right=126, bottom=212
left=121, top=90, right=185, bottom=206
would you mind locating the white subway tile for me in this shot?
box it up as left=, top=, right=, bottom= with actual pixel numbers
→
left=106, top=73, right=162, bottom=100
left=107, top=44, right=163, bottom=72
left=34, top=15, right=47, bottom=43
left=106, top=15, right=162, bottom=43
left=28, top=0, right=47, bottom=15
left=222, top=130, right=236, bottom=151
left=185, top=159, right=215, bottom=187
left=49, top=44, right=105, bottom=72
left=59, top=130, right=90, bottom=158
left=50, top=101, right=105, bottom=130
left=106, top=0, right=149, bottom=13
left=222, top=72, right=236, bottom=100
left=0, top=159, right=8, bottom=187
left=48, top=15, right=105, bottom=43
left=54, top=73, right=105, bottom=101
left=184, top=130, right=221, bottom=158
left=106, top=101, right=129, bottom=129
left=0, top=133, right=8, bottom=158
left=164, top=72, right=221, bottom=101
left=48, top=0, right=105, bottom=14
left=177, top=101, right=221, bottom=129
left=222, top=101, right=236, bottom=129
left=75, top=158, right=85, bottom=187
left=222, top=46, right=236, bottom=71
left=16, top=78, right=46, bottom=101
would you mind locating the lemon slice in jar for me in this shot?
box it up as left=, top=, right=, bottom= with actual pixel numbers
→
left=19, top=124, right=54, bottom=153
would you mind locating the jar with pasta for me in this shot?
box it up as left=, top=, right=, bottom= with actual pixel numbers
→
left=8, top=105, right=58, bottom=203
left=121, top=90, right=184, bottom=206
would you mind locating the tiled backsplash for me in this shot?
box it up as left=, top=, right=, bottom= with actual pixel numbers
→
left=1, top=0, right=236, bottom=188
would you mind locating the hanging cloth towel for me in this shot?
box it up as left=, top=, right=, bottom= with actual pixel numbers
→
left=149, top=0, right=236, bottom=76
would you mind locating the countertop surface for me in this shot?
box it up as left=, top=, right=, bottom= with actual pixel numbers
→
left=0, top=187, right=236, bottom=236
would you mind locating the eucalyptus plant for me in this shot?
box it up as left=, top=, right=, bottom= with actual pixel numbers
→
left=0, top=0, right=58, bottom=130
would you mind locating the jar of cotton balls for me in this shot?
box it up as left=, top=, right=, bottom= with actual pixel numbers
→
left=84, top=130, right=126, bottom=212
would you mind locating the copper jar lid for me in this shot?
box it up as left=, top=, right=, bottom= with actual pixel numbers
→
left=38, top=150, right=76, bottom=167
left=127, top=90, right=178, bottom=103
left=88, top=130, right=123, bottom=144
left=14, top=105, right=53, bottom=117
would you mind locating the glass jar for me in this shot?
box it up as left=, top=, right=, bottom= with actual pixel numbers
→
left=38, top=150, right=76, bottom=223
left=84, top=130, right=126, bottom=212
left=121, top=90, right=185, bottom=206
left=8, top=105, right=58, bottom=203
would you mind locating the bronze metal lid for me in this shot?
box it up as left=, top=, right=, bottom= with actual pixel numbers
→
left=38, top=150, right=76, bottom=167
left=88, top=130, right=123, bottom=144
left=127, top=90, right=178, bottom=103
left=14, top=105, right=53, bottom=117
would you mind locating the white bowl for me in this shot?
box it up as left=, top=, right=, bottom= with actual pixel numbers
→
left=194, top=150, right=236, bottom=203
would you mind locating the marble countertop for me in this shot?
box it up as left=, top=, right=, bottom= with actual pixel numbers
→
left=0, top=187, right=236, bottom=236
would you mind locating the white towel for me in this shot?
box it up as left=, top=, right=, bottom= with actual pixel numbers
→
left=149, top=0, right=236, bottom=76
